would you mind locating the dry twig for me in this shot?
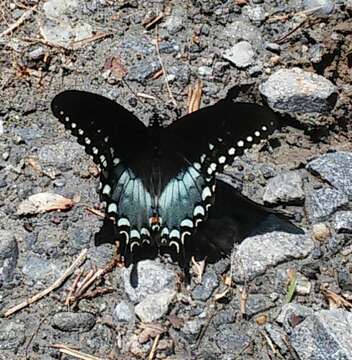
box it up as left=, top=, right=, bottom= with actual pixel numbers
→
left=144, top=12, right=164, bottom=30
left=51, top=344, right=103, bottom=360
left=155, top=25, right=177, bottom=109
left=187, top=80, right=203, bottom=114
left=147, top=334, right=161, bottom=360
left=4, top=249, right=87, bottom=317
left=0, top=7, right=35, bottom=38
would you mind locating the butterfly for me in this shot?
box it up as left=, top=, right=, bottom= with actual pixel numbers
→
left=51, top=87, right=279, bottom=269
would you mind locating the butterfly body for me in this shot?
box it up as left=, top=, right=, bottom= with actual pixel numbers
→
left=51, top=88, right=279, bottom=266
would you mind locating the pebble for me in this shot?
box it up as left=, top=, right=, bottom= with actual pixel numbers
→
left=312, top=223, right=331, bottom=241
left=112, top=301, right=136, bottom=324
left=223, top=20, right=262, bottom=49
left=198, top=66, right=213, bottom=78
left=52, top=311, right=96, bottom=332
left=264, top=323, right=288, bottom=353
left=263, top=171, right=305, bottom=205
left=290, top=309, right=352, bottom=359
left=303, top=0, right=335, bottom=16
left=333, top=211, right=352, bottom=233
left=243, top=5, right=267, bottom=24
left=22, top=255, right=63, bottom=282
left=307, top=152, right=352, bottom=199
left=164, top=15, right=184, bottom=34
left=0, top=230, right=18, bottom=284
left=245, top=293, right=275, bottom=317
left=222, top=41, right=255, bottom=68
left=0, top=321, right=25, bottom=351
left=305, top=187, right=349, bottom=223
left=123, top=260, right=176, bottom=303
left=134, top=289, right=176, bottom=323
left=295, top=273, right=312, bottom=295
left=232, top=231, right=314, bottom=283
left=126, top=61, right=161, bottom=82
left=192, top=269, right=219, bottom=301
left=214, top=324, right=250, bottom=356
left=38, top=141, right=82, bottom=167
left=276, top=303, right=314, bottom=331
left=259, top=68, right=338, bottom=113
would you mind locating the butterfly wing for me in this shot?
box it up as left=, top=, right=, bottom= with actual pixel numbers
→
left=169, top=94, right=279, bottom=176
left=51, top=91, right=153, bottom=261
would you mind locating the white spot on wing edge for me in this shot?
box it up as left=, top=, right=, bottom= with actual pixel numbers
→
left=130, top=229, right=140, bottom=239
left=202, top=186, right=212, bottom=201
left=107, top=203, right=117, bottom=213
left=169, top=240, right=180, bottom=253
left=102, top=184, right=111, bottom=195
left=118, top=218, right=130, bottom=227
left=194, top=205, right=205, bottom=217
left=237, top=140, right=244, bottom=147
left=181, top=219, right=193, bottom=228
left=170, top=229, right=180, bottom=239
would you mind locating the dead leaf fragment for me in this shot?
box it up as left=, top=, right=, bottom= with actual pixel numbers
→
left=17, top=192, right=74, bottom=215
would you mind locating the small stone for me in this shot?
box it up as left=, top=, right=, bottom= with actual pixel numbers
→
left=290, top=309, right=352, bottom=359
left=0, top=230, right=18, bottom=285
left=265, top=323, right=288, bottom=353
left=305, top=187, right=348, bottom=223
left=113, top=301, right=136, bottom=324
left=245, top=294, right=275, bottom=317
left=263, top=171, right=305, bottom=205
left=198, top=66, right=213, bottom=78
left=38, top=141, right=82, bottom=167
left=123, top=260, right=176, bottom=303
left=333, top=211, right=352, bottom=233
left=28, top=46, right=45, bottom=60
left=2, top=152, right=9, bottom=161
left=0, top=321, right=25, bottom=350
left=276, top=303, right=314, bottom=331
left=223, top=20, right=262, bottom=49
left=52, top=312, right=96, bottom=332
left=232, top=231, right=314, bottom=283
left=192, top=269, right=219, bottom=301
left=164, top=15, right=184, bottom=34
left=303, top=0, right=335, bottom=16
left=259, top=68, right=337, bottom=113
left=265, top=42, right=281, bottom=53
left=126, top=61, right=161, bottom=82
left=338, top=269, right=352, bottom=292
left=243, top=5, right=266, bottom=24
left=222, top=41, right=255, bottom=68
left=182, top=318, right=204, bottom=335
left=312, top=223, right=331, bottom=241
left=296, top=273, right=312, bottom=295
left=135, top=289, right=176, bottom=323
left=214, top=324, right=250, bottom=355
left=307, top=152, right=352, bottom=199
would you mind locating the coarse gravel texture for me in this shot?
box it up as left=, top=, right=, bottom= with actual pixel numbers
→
left=1, top=0, right=352, bottom=359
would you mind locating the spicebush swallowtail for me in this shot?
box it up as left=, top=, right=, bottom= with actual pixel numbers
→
left=51, top=88, right=278, bottom=268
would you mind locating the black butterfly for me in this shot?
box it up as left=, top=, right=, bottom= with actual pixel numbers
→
left=51, top=88, right=278, bottom=268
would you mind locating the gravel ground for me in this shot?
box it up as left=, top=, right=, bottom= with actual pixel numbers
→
left=0, top=0, right=352, bottom=359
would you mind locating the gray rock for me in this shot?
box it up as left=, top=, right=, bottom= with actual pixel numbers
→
left=164, top=15, right=184, bottom=34
left=123, top=260, right=176, bottom=303
left=222, top=41, right=255, bottom=68
left=232, top=231, right=314, bottom=283
left=338, top=269, right=352, bottom=292
left=198, top=66, right=213, bottom=78
left=38, top=141, right=82, bottom=167
left=43, top=0, right=78, bottom=18
left=307, top=152, right=352, bottom=199
left=263, top=171, right=305, bottom=204
left=259, top=68, right=337, bottom=113
left=168, top=65, right=191, bottom=85
left=192, top=269, right=219, bottom=301
left=290, top=309, right=352, bottom=359
left=303, top=0, right=335, bottom=16
left=305, top=187, right=348, bottom=223
left=223, top=20, right=262, bottom=48
left=243, top=5, right=266, bottom=24
left=214, top=324, right=250, bottom=355
left=0, top=230, right=18, bottom=284
left=333, top=211, right=352, bottom=233
left=52, top=311, right=96, bottom=332
left=126, top=61, right=161, bottom=82
left=246, top=293, right=275, bottom=317
left=276, top=303, right=314, bottom=331
left=41, top=20, right=93, bottom=49
left=113, top=301, right=136, bottom=324
left=182, top=318, right=205, bottom=335
left=134, top=289, right=176, bottom=323
left=0, top=321, right=25, bottom=350
left=22, top=255, right=64, bottom=282
left=265, top=323, right=288, bottom=353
